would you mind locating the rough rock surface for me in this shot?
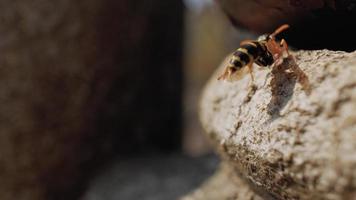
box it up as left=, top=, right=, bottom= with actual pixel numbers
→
left=186, top=50, right=356, bottom=200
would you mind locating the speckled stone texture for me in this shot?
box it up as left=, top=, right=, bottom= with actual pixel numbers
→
left=186, top=50, right=356, bottom=200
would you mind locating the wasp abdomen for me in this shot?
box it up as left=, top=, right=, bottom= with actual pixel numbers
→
left=242, top=43, right=259, bottom=58
left=232, top=49, right=250, bottom=65
left=229, top=41, right=268, bottom=69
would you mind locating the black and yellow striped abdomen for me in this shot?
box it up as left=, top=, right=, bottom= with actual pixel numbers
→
left=229, top=41, right=273, bottom=69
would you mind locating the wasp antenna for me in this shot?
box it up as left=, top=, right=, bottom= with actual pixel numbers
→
left=270, top=24, right=289, bottom=38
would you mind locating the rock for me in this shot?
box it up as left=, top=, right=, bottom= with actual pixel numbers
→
left=181, top=163, right=263, bottom=200
left=194, top=50, right=356, bottom=199
left=215, top=0, right=356, bottom=51
left=0, top=1, right=183, bottom=200
left=85, top=153, right=219, bottom=200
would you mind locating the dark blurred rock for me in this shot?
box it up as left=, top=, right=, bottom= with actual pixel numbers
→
left=0, top=0, right=183, bottom=200
left=215, top=0, right=356, bottom=51
left=84, top=153, right=219, bottom=200
left=181, top=163, right=263, bottom=200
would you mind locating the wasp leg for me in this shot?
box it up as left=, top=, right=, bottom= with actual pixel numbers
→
left=217, top=68, right=229, bottom=80
left=267, top=38, right=291, bottom=67
left=280, top=39, right=290, bottom=56
left=247, top=62, right=254, bottom=81
left=266, top=39, right=282, bottom=60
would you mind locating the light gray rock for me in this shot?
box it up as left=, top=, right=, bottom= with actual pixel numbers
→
left=192, top=50, right=356, bottom=200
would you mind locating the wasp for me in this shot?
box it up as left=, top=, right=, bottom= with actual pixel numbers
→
left=218, top=24, right=291, bottom=81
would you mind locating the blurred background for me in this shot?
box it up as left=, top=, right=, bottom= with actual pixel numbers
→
left=0, top=0, right=252, bottom=200
left=0, top=0, right=354, bottom=200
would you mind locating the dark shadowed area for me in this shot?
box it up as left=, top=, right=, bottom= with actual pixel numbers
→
left=84, top=153, right=219, bottom=200
left=216, top=0, right=356, bottom=51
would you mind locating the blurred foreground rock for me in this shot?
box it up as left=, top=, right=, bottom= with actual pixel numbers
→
left=0, top=1, right=182, bottom=200
left=184, top=50, right=356, bottom=200
left=181, top=163, right=263, bottom=200
left=85, top=153, right=219, bottom=200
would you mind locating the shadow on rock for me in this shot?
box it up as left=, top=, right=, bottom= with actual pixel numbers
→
left=267, top=55, right=310, bottom=119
